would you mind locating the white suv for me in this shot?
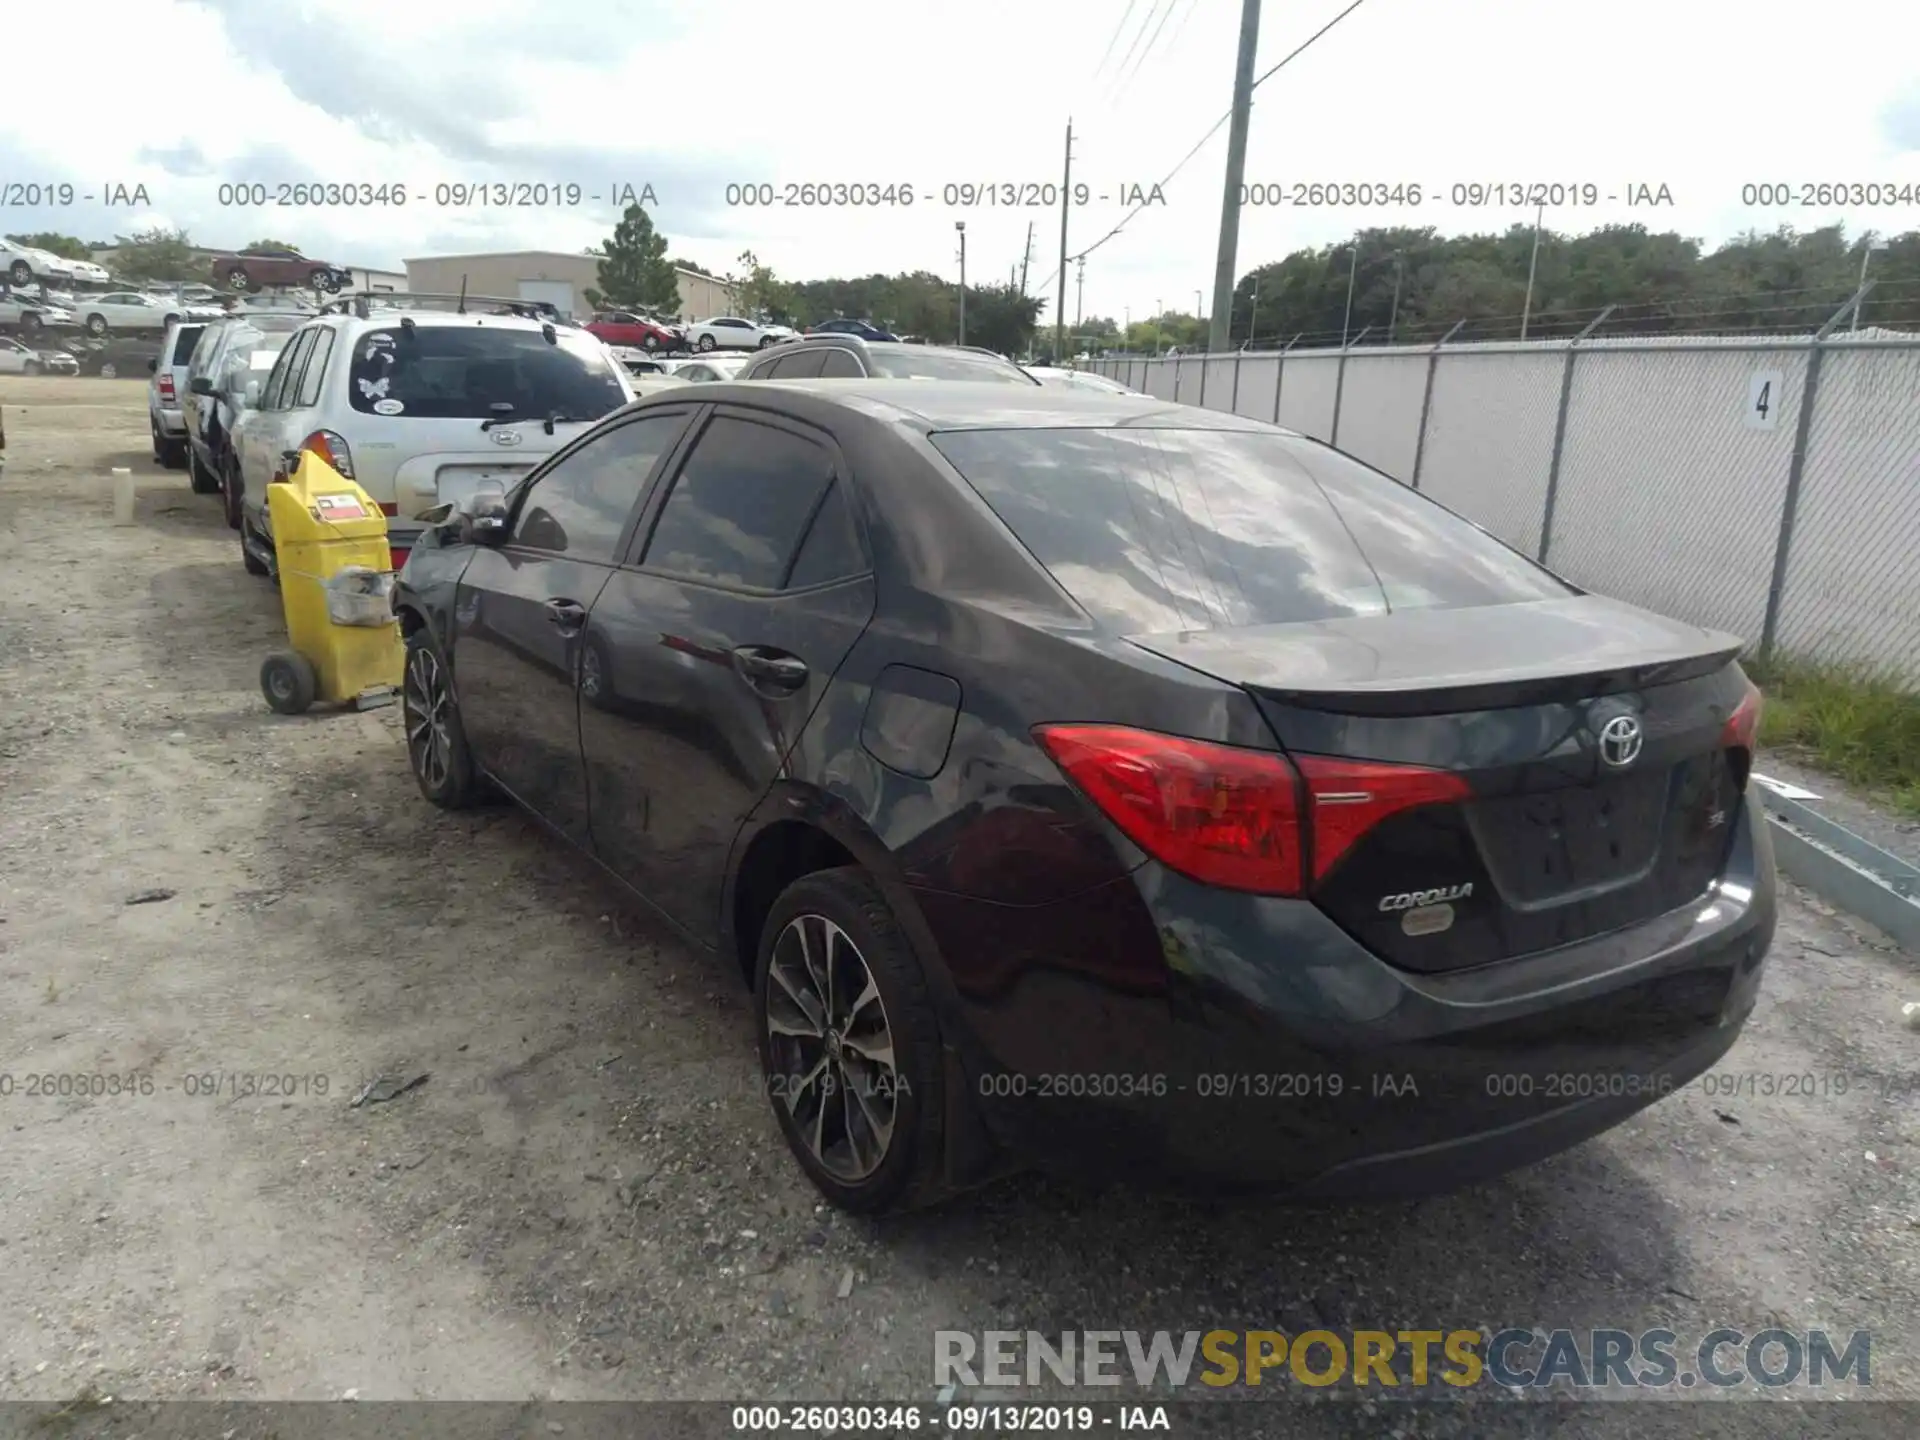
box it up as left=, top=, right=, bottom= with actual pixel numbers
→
left=228, top=306, right=636, bottom=576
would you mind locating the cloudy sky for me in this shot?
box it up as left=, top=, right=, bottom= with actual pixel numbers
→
left=6, top=0, right=1919, bottom=323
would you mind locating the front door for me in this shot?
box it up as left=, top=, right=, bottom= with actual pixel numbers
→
left=581, top=409, right=875, bottom=942
left=450, top=408, right=695, bottom=847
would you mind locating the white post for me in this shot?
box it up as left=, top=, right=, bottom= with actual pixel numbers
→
left=111, top=467, right=135, bottom=526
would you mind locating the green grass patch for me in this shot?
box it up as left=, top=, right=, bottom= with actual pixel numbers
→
left=1744, top=654, right=1920, bottom=815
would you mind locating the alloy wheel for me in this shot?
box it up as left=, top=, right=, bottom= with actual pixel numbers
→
left=403, top=644, right=454, bottom=792
left=764, top=913, right=899, bottom=1182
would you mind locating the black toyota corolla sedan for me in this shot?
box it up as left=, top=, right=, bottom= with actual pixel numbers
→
left=392, top=380, right=1776, bottom=1213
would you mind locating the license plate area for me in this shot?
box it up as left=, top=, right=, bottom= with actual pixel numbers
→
left=1468, top=769, right=1671, bottom=906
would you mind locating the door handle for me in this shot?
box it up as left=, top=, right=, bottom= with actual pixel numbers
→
left=732, top=645, right=809, bottom=691
left=546, top=598, right=587, bottom=632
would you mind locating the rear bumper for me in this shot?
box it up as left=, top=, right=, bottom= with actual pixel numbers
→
left=154, top=405, right=187, bottom=435
left=920, top=792, right=1777, bottom=1198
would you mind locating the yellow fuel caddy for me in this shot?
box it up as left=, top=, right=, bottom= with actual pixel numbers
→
left=259, top=452, right=405, bottom=715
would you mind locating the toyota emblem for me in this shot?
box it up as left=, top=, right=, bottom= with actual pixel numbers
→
left=1597, top=714, right=1644, bottom=768
left=490, top=428, right=522, bottom=446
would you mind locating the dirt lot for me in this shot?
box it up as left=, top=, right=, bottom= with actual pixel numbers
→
left=1, top=377, right=1917, bottom=1429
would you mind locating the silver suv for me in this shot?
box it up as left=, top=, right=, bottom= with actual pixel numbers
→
left=227, top=294, right=635, bottom=576
left=148, top=318, right=211, bottom=471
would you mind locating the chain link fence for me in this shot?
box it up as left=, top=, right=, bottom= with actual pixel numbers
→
left=1091, top=327, right=1920, bottom=686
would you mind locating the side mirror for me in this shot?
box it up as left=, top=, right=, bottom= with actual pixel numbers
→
left=243, top=379, right=262, bottom=408
left=146, top=358, right=159, bottom=373
left=190, top=377, right=214, bottom=396
left=468, top=488, right=511, bottom=545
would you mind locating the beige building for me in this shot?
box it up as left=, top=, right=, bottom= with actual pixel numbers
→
left=402, top=250, right=734, bottom=321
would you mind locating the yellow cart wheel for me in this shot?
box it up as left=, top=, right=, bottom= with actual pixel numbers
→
left=261, top=652, right=318, bottom=715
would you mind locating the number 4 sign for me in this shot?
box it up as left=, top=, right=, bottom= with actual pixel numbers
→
left=1746, top=370, right=1784, bottom=430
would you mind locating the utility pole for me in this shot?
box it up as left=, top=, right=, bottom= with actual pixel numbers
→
left=1248, top=274, right=1260, bottom=348
left=1520, top=201, right=1544, bottom=340
left=1020, top=220, right=1034, bottom=296
left=1208, top=0, right=1261, bottom=353
left=1340, top=246, right=1359, bottom=348
left=1853, top=232, right=1889, bottom=334
left=1388, top=251, right=1405, bottom=343
left=1075, top=256, right=1086, bottom=328
left=956, top=221, right=967, bottom=345
left=1194, top=289, right=1203, bottom=317
left=1054, top=119, right=1073, bottom=365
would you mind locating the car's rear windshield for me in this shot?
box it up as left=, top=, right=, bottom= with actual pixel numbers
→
left=347, top=324, right=629, bottom=420
left=866, top=349, right=1038, bottom=384
left=168, top=325, right=205, bottom=364
left=927, top=428, right=1573, bottom=633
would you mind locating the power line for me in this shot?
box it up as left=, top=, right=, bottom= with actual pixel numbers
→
left=1114, top=0, right=1183, bottom=93
left=1038, top=0, right=1370, bottom=299
left=1107, top=0, right=1168, bottom=95
left=1090, top=0, right=1141, bottom=83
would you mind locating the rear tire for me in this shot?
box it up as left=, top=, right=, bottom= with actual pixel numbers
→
left=226, top=266, right=254, bottom=292
left=240, top=510, right=270, bottom=575
left=7, top=258, right=30, bottom=286
left=222, top=459, right=243, bottom=529
left=402, top=627, right=482, bottom=809
left=86, top=314, right=108, bottom=337
left=697, top=334, right=717, bottom=352
left=754, top=867, right=948, bottom=1215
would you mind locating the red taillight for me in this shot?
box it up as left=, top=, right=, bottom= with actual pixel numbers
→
left=1035, top=724, right=1472, bottom=895
left=1035, top=725, right=1305, bottom=894
left=1295, top=755, right=1472, bottom=884
left=379, top=503, right=398, bottom=517
left=390, top=547, right=410, bottom=572
left=300, top=429, right=354, bottom=479
left=157, top=374, right=175, bottom=400
left=1721, top=685, right=1762, bottom=754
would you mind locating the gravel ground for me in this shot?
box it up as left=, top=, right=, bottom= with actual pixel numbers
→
left=1, top=378, right=1916, bottom=1435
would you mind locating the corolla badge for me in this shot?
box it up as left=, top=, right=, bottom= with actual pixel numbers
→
left=490, top=428, right=523, bottom=446
left=1597, top=713, right=1644, bottom=768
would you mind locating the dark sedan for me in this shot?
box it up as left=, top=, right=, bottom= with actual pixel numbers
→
left=391, top=381, right=1776, bottom=1213
left=807, top=318, right=898, bottom=342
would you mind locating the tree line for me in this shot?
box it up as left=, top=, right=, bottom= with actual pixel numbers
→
left=15, top=216, right=1915, bottom=358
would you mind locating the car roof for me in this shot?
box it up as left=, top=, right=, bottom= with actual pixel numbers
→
left=621, top=379, right=1291, bottom=434
left=315, top=310, right=566, bottom=334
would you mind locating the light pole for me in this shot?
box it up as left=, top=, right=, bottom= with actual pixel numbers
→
left=955, top=221, right=967, bottom=345
left=1853, top=233, right=1890, bottom=333
left=1247, top=274, right=1260, bottom=350
left=1339, top=246, right=1359, bottom=348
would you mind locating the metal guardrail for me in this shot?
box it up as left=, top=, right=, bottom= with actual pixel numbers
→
left=1754, top=776, right=1920, bottom=951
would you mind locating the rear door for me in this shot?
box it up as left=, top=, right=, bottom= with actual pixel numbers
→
left=929, top=426, right=1754, bottom=973
left=236, top=326, right=318, bottom=524
left=451, top=407, right=697, bottom=847
left=580, top=407, right=876, bottom=940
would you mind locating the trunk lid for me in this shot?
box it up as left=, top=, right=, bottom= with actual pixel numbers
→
left=1129, top=596, right=1754, bottom=972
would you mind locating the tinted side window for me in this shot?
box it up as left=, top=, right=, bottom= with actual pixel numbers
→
left=770, top=349, right=828, bottom=379
left=785, top=481, right=865, bottom=588
left=640, top=417, right=832, bottom=588
left=816, top=348, right=863, bottom=378
left=513, top=412, right=691, bottom=564
left=294, top=329, right=335, bottom=407
left=169, top=325, right=205, bottom=365
left=263, top=331, right=313, bottom=410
